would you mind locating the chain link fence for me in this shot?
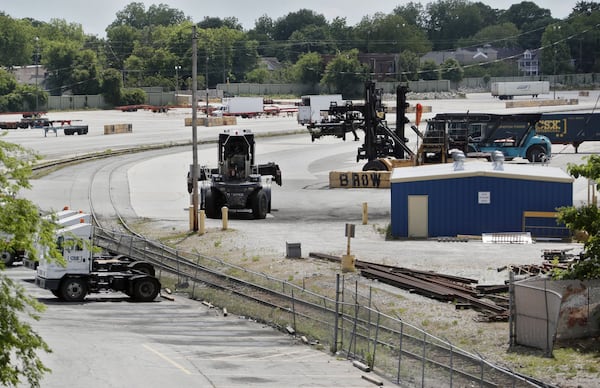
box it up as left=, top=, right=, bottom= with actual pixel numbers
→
left=95, top=227, right=543, bottom=387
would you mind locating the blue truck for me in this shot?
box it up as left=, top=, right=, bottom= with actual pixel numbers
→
left=421, top=113, right=551, bottom=163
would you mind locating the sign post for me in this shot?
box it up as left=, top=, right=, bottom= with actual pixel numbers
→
left=342, top=223, right=356, bottom=272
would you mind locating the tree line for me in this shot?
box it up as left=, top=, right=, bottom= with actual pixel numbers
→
left=0, top=0, right=599, bottom=109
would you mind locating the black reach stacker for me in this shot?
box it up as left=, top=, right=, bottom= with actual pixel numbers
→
left=188, top=129, right=282, bottom=219
left=309, top=81, right=416, bottom=171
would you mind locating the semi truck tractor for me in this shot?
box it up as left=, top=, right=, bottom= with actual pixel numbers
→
left=35, top=222, right=161, bottom=302
left=188, top=129, right=282, bottom=219
left=491, top=81, right=549, bottom=100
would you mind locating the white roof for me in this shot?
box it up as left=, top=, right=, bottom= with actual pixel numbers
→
left=390, top=161, right=573, bottom=184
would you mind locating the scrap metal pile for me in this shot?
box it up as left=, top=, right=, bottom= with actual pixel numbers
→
left=309, top=252, right=509, bottom=321
left=309, top=248, right=583, bottom=322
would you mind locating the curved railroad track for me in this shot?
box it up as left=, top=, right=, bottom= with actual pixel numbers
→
left=31, top=148, right=551, bottom=388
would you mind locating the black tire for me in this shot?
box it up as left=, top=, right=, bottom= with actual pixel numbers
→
left=132, top=277, right=160, bottom=302
left=362, top=159, right=388, bottom=171
left=51, top=290, right=63, bottom=299
left=204, top=189, right=221, bottom=219
left=252, top=190, right=269, bottom=219
left=1, top=251, right=14, bottom=267
left=128, top=261, right=156, bottom=277
left=60, top=277, right=88, bottom=302
left=526, top=146, right=546, bottom=163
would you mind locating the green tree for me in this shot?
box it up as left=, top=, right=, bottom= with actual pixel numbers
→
left=245, top=67, right=270, bottom=83
left=0, top=69, right=47, bottom=112
left=398, top=50, right=420, bottom=81
left=247, top=15, right=278, bottom=57
left=0, top=137, right=63, bottom=387
left=120, top=88, right=146, bottom=105
left=198, top=16, right=242, bottom=30
left=426, top=0, right=487, bottom=50
left=566, top=4, right=600, bottom=73
left=354, top=12, right=431, bottom=54
left=101, top=68, right=123, bottom=106
left=440, top=58, right=464, bottom=82
left=457, top=23, right=521, bottom=49
left=320, top=49, right=368, bottom=98
left=287, top=25, right=334, bottom=61
left=419, top=59, right=440, bottom=80
left=105, top=25, right=142, bottom=70
left=393, top=2, right=427, bottom=28
left=556, top=155, right=600, bottom=280
left=540, top=24, right=574, bottom=75
left=0, top=13, right=34, bottom=67
left=292, top=52, right=323, bottom=85
left=272, top=9, right=328, bottom=41
left=70, top=49, right=101, bottom=95
left=500, top=2, right=553, bottom=49
left=42, top=40, right=79, bottom=95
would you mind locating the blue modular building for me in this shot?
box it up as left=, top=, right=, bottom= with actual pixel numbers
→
left=390, top=158, right=573, bottom=239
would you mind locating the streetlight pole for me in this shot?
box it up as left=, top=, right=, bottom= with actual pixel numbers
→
left=174, top=65, right=181, bottom=94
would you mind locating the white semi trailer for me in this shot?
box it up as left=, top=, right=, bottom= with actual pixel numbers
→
left=297, top=94, right=344, bottom=127
left=491, top=81, right=550, bottom=100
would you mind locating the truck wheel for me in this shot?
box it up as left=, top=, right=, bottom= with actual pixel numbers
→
left=362, top=159, right=388, bottom=171
left=1, top=251, right=15, bottom=267
left=204, top=189, right=221, bottom=219
left=132, top=277, right=160, bottom=302
left=526, top=146, right=546, bottom=163
left=252, top=190, right=268, bottom=219
left=60, top=277, right=88, bottom=302
left=128, top=261, right=156, bottom=277
left=51, top=290, right=63, bottom=299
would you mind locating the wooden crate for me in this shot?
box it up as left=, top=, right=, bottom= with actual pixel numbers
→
left=104, top=123, right=132, bottom=135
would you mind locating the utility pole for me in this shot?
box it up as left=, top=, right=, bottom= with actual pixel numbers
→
left=34, top=36, right=39, bottom=115
left=205, top=55, right=209, bottom=117
left=191, top=26, right=199, bottom=231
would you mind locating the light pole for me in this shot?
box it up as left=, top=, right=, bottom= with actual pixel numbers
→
left=34, top=36, right=39, bottom=115
left=174, top=65, right=181, bottom=94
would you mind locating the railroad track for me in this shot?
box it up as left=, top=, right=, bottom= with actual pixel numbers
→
left=34, top=149, right=551, bottom=388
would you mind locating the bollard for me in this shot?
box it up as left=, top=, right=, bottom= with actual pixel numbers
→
left=341, top=254, right=356, bottom=272
left=362, top=202, right=368, bottom=225
left=221, top=206, right=228, bottom=230
left=199, top=210, right=206, bottom=235
left=188, top=206, right=194, bottom=231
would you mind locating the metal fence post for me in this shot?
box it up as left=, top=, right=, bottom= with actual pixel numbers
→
left=333, top=274, right=340, bottom=354
left=396, top=321, right=403, bottom=384
left=291, top=288, right=296, bottom=332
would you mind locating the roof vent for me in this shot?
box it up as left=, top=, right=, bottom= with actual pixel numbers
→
left=492, top=151, right=504, bottom=170
left=452, top=150, right=465, bottom=171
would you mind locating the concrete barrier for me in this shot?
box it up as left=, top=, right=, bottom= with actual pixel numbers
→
left=104, top=124, right=132, bottom=134
left=184, top=116, right=237, bottom=127
left=505, top=99, right=578, bottom=108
